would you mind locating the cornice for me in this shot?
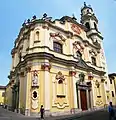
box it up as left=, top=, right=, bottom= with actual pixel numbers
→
left=87, top=31, right=103, bottom=40
left=9, top=52, right=105, bottom=78
left=20, top=52, right=105, bottom=76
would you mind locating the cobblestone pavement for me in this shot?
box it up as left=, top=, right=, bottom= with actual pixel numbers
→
left=0, top=107, right=114, bottom=120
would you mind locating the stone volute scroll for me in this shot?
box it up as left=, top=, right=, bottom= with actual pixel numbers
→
left=32, top=70, right=39, bottom=87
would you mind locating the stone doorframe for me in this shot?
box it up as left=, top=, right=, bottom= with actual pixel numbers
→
left=76, top=82, right=93, bottom=111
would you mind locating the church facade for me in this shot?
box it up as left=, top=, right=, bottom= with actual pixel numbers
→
left=5, top=3, right=112, bottom=116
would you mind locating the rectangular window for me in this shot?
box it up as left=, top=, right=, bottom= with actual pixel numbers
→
left=112, top=91, right=114, bottom=97
left=53, top=42, right=62, bottom=53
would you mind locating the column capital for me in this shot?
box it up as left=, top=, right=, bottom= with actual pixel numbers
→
left=41, top=63, right=51, bottom=71
left=88, top=72, right=94, bottom=80
left=25, top=66, right=31, bottom=73
left=69, top=71, right=76, bottom=76
left=19, top=72, right=24, bottom=77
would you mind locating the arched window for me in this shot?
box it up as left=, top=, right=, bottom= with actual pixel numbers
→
left=35, top=31, right=39, bottom=41
left=53, top=42, right=62, bottom=53
left=19, top=52, right=22, bottom=62
left=85, top=22, right=90, bottom=30
left=91, top=57, right=96, bottom=66
left=94, top=22, right=98, bottom=31
left=76, top=51, right=82, bottom=57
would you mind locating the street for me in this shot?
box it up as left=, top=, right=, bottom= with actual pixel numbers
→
left=0, top=107, right=114, bottom=120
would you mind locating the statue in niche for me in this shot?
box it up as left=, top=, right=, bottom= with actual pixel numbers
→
left=32, top=70, right=38, bottom=86
left=95, top=80, right=101, bottom=97
left=79, top=72, right=85, bottom=83
left=55, top=71, right=65, bottom=97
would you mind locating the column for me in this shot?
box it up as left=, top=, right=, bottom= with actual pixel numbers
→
left=101, top=79, right=107, bottom=104
left=90, top=90, right=94, bottom=109
left=25, top=67, right=31, bottom=116
left=86, top=90, right=89, bottom=110
left=69, top=71, right=76, bottom=113
left=18, top=72, right=24, bottom=113
left=78, top=90, right=81, bottom=110
left=41, top=62, right=51, bottom=116
left=91, top=81, right=96, bottom=107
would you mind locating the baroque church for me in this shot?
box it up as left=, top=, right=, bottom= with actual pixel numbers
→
left=5, top=2, right=113, bottom=116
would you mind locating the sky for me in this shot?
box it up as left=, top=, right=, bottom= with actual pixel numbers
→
left=0, top=0, right=116, bottom=85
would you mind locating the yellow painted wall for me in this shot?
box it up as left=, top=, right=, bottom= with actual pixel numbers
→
left=5, top=85, right=12, bottom=106
left=0, top=89, right=5, bottom=105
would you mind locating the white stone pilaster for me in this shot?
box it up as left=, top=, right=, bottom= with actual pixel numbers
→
left=44, top=70, right=50, bottom=111
left=91, top=81, right=96, bottom=107
left=73, top=79, right=77, bottom=109
left=41, top=62, right=51, bottom=116
left=25, top=67, right=31, bottom=116
left=86, top=90, right=89, bottom=109
left=78, top=90, right=81, bottom=110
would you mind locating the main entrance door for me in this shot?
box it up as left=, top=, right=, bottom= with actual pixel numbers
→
left=80, top=89, right=87, bottom=110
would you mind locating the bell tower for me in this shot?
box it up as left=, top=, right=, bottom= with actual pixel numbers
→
left=80, top=2, right=103, bottom=41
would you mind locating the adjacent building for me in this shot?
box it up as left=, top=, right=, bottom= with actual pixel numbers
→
left=5, top=2, right=112, bottom=116
left=0, top=86, right=6, bottom=106
left=108, top=73, right=116, bottom=105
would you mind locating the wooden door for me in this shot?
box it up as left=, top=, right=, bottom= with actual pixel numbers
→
left=80, top=89, right=87, bottom=110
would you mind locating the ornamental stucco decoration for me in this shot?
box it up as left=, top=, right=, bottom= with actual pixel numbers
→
left=49, top=32, right=66, bottom=42
left=71, top=24, right=81, bottom=35
left=89, top=49, right=97, bottom=56
left=73, top=41, right=84, bottom=53
left=55, top=71, right=65, bottom=81
left=96, top=99, right=103, bottom=106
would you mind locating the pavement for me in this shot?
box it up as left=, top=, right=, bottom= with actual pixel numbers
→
left=0, top=106, right=114, bottom=120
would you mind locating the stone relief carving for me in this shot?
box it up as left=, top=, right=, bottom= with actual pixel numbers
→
left=49, top=32, right=66, bottom=42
